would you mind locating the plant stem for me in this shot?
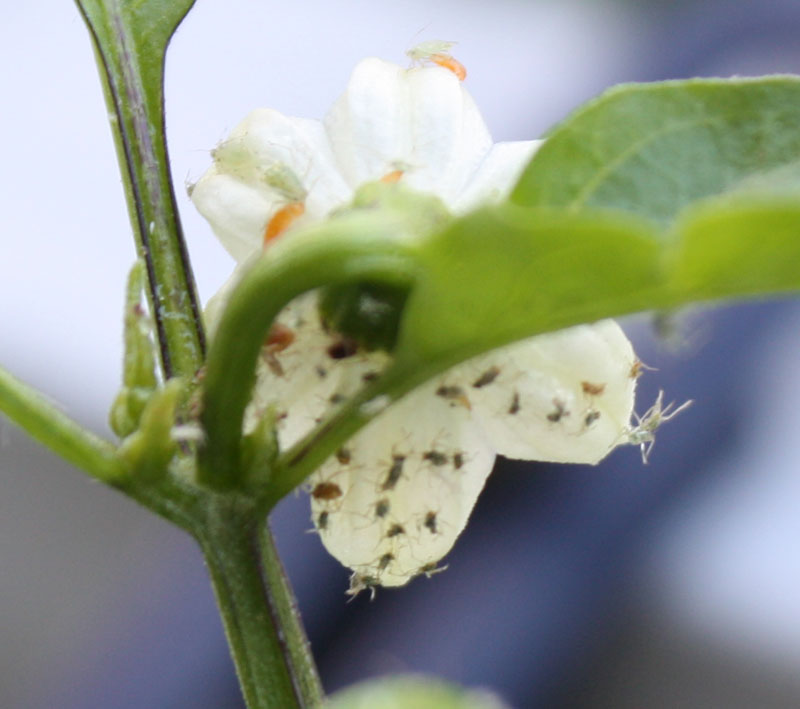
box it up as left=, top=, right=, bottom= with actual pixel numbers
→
left=0, top=365, right=124, bottom=482
left=197, top=499, right=324, bottom=709
left=76, top=0, right=206, bottom=379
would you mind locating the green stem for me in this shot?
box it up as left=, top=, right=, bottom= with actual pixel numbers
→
left=0, top=365, right=124, bottom=482
left=75, top=0, right=205, bottom=379
left=196, top=499, right=324, bottom=709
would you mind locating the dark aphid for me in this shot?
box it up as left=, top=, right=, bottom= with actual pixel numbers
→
left=311, top=481, right=342, bottom=501
left=453, top=452, right=464, bottom=469
left=584, top=409, right=601, bottom=427
left=315, top=365, right=328, bottom=379
left=375, top=498, right=390, bottom=518
left=335, top=447, right=352, bottom=465
left=472, top=365, right=500, bottom=388
left=435, top=384, right=471, bottom=409
left=386, top=523, right=405, bottom=538
left=547, top=398, right=569, bottom=423
left=381, top=454, right=406, bottom=491
left=362, top=370, right=380, bottom=383
left=378, top=552, right=394, bottom=571
left=265, top=322, right=296, bottom=353
left=329, top=392, right=346, bottom=405
left=317, top=510, right=329, bottom=530
left=420, top=562, right=447, bottom=578
left=346, top=573, right=379, bottom=601
left=423, top=450, right=448, bottom=466
left=581, top=381, right=606, bottom=396
left=327, top=337, right=358, bottom=360
left=424, top=510, right=438, bottom=534
left=508, top=391, right=521, bottom=415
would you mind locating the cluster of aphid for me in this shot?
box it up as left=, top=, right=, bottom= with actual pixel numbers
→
left=308, top=419, right=482, bottom=598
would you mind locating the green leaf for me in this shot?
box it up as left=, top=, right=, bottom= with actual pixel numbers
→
left=512, top=77, right=800, bottom=225
left=74, top=0, right=205, bottom=378
left=326, top=675, right=508, bottom=709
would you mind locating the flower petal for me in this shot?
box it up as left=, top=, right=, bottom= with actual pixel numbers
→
left=309, top=379, right=495, bottom=589
left=324, top=58, right=493, bottom=203
left=437, top=320, right=637, bottom=464
left=192, top=109, right=350, bottom=261
left=191, top=171, right=282, bottom=262
left=452, top=140, right=543, bottom=213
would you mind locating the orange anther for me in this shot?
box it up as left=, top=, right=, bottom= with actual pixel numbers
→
left=264, top=202, right=305, bottom=245
left=430, top=54, right=467, bottom=81
left=380, top=169, right=404, bottom=183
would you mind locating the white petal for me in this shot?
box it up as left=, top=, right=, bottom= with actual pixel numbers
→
left=191, top=171, right=282, bottom=262
left=192, top=109, right=351, bottom=261
left=309, top=379, right=495, bottom=589
left=324, top=59, right=412, bottom=188
left=222, top=109, right=351, bottom=220
left=438, top=321, right=637, bottom=464
left=324, top=58, right=493, bottom=202
left=403, top=66, right=493, bottom=202
left=247, top=294, right=390, bottom=451
left=452, top=140, right=543, bottom=213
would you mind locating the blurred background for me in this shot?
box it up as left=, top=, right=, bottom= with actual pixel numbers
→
left=2, top=0, right=800, bottom=706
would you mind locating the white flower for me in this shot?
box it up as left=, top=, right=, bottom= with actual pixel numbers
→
left=194, top=55, right=639, bottom=595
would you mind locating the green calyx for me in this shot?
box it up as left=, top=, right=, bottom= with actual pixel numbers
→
left=318, top=181, right=451, bottom=352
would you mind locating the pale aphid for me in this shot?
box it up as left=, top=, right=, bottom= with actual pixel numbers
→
left=262, top=163, right=308, bottom=203
left=406, top=40, right=467, bottom=81
left=627, top=390, right=693, bottom=463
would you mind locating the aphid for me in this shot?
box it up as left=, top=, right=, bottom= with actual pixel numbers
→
left=263, top=202, right=305, bottom=245
left=381, top=454, right=406, bottom=491
left=453, top=452, right=465, bottom=469
left=386, top=523, right=405, bottom=538
left=422, top=449, right=449, bottom=466
left=265, top=323, right=295, bottom=353
left=335, top=447, right=352, bottom=465
left=581, top=381, right=606, bottom=397
left=346, top=573, right=379, bottom=601
left=329, top=392, right=346, bottom=405
left=327, top=337, right=358, bottom=360
left=435, top=384, right=471, bottom=409
left=419, top=562, right=448, bottom=578
left=406, top=40, right=467, bottom=81
left=472, top=366, right=500, bottom=388
left=315, top=366, right=328, bottom=379
left=317, top=510, right=329, bottom=531
left=262, top=163, right=308, bottom=203
left=508, top=391, right=521, bottom=415
left=423, top=510, right=438, bottom=534
left=380, top=169, right=404, bottom=183
left=546, top=398, right=569, bottom=423
left=629, top=359, right=656, bottom=379
left=375, top=498, right=390, bottom=518
left=362, top=370, right=380, bottom=383
left=628, top=390, right=693, bottom=463
left=584, top=409, right=601, bottom=427
left=378, top=553, right=394, bottom=571
left=311, top=481, right=343, bottom=501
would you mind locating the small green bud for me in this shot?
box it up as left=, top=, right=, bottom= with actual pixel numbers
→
left=117, top=379, right=184, bottom=483
left=110, top=261, right=158, bottom=437
left=320, top=182, right=451, bottom=351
